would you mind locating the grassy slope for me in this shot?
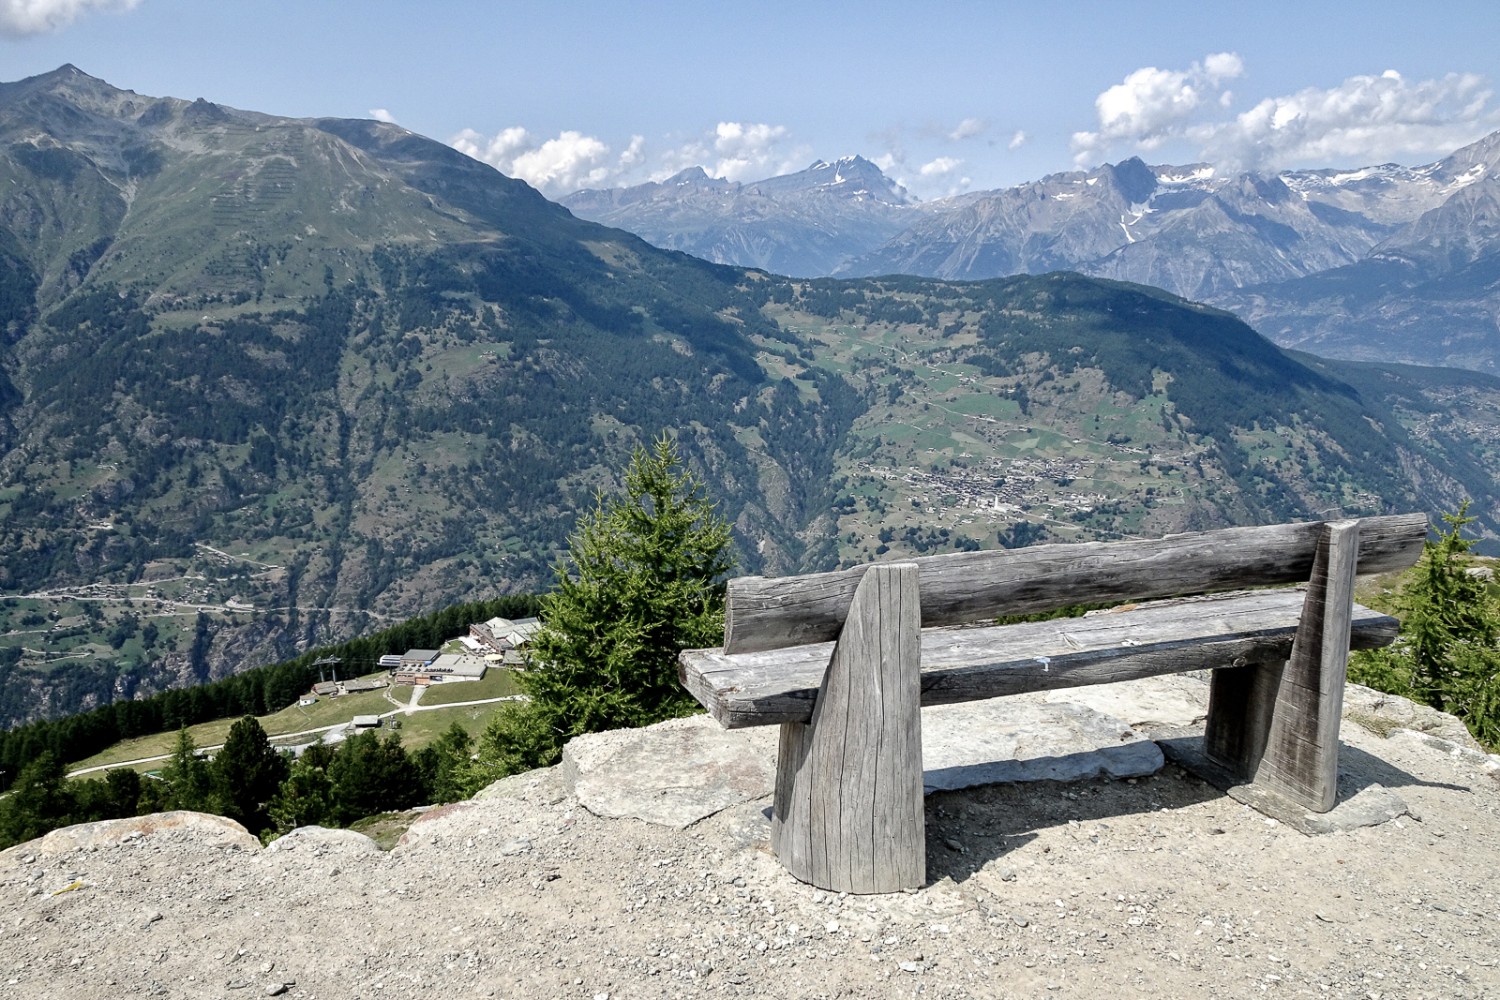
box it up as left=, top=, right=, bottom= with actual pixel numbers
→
left=68, top=668, right=521, bottom=773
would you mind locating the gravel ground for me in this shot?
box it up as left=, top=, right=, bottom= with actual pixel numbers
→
left=2, top=715, right=1498, bottom=1000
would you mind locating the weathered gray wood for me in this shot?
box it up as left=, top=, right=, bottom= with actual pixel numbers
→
left=723, top=513, right=1426, bottom=654
left=1205, top=522, right=1361, bottom=811
left=1259, top=520, right=1361, bottom=811
left=1203, top=658, right=1279, bottom=776
left=682, top=588, right=1400, bottom=729
left=771, top=563, right=924, bottom=893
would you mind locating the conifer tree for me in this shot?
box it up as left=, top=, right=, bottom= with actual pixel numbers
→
left=162, top=728, right=213, bottom=812
left=1350, top=503, right=1500, bottom=749
left=210, top=715, right=289, bottom=834
left=0, top=752, right=72, bottom=849
left=477, top=434, right=732, bottom=774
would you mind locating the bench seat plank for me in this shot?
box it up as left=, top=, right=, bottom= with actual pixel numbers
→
left=681, top=589, right=1399, bottom=729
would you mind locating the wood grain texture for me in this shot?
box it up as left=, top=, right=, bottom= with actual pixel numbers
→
left=770, top=563, right=924, bottom=893
left=723, top=513, right=1426, bottom=654
left=1256, top=520, right=1361, bottom=812
left=683, top=589, right=1399, bottom=729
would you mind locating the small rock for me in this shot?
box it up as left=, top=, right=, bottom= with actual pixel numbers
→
left=265, top=985, right=287, bottom=997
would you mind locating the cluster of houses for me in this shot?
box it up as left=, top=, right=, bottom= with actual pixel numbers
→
left=294, top=614, right=544, bottom=721
left=378, top=615, right=542, bottom=686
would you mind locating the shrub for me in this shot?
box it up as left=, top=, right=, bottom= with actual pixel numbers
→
left=1348, top=505, right=1500, bottom=749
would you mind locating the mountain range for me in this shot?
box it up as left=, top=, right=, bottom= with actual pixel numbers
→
left=562, top=155, right=918, bottom=278
left=3, top=66, right=1500, bottom=726
left=563, top=136, right=1500, bottom=372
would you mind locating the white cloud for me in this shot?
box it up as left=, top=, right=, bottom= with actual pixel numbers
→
left=0, top=0, right=136, bottom=35
left=1008, top=130, right=1028, bottom=150
left=1072, top=55, right=1499, bottom=172
left=647, top=121, right=802, bottom=183
left=1204, top=69, right=1498, bottom=171
left=711, top=121, right=791, bottom=180
left=914, top=157, right=971, bottom=197
left=451, top=126, right=646, bottom=195
left=919, top=156, right=962, bottom=177
left=618, top=134, right=646, bottom=170
left=1072, top=52, right=1245, bottom=164
left=369, top=108, right=398, bottom=125
left=948, top=117, right=985, bottom=141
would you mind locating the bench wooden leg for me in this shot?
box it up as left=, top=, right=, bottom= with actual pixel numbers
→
left=771, top=562, right=924, bottom=893
left=1204, top=519, right=1361, bottom=812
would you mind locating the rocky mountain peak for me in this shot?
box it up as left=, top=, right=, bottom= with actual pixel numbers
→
left=1108, top=156, right=1158, bottom=205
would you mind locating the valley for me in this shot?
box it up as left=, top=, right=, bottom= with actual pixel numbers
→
left=4, top=67, right=1500, bottom=727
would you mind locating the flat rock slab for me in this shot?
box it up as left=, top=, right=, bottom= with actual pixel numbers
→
left=1159, top=734, right=1411, bottom=834
left=563, top=715, right=778, bottom=829
left=1039, top=672, right=1211, bottom=732
left=921, top=699, right=1164, bottom=793
left=564, top=704, right=1167, bottom=828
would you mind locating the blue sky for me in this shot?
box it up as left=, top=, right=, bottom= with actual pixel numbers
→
left=4, top=0, right=1500, bottom=200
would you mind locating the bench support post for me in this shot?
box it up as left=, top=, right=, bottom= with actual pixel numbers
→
left=1204, top=519, right=1360, bottom=812
left=771, top=563, right=924, bottom=893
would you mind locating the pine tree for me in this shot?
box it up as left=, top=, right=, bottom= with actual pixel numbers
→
left=480, top=434, right=732, bottom=773
left=326, top=730, right=420, bottom=825
left=162, top=728, right=213, bottom=811
left=268, top=757, right=334, bottom=835
left=210, top=716, right=289, bottom=834
left=0, top=752, right=73, bottom=849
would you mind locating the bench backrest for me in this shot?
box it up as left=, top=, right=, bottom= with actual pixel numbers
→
left=723, top=513, right=1429, bottom=654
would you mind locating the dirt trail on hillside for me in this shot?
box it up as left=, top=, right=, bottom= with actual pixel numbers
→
left=2, top=708, right=1498, bottom=1000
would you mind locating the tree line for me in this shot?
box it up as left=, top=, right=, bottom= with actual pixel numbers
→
left=0, top=715, right=478, bottom=849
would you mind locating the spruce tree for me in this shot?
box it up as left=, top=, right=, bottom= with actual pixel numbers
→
left=1350, top=503, right=1500, bottom=749
left=210, top=716, right=289, bottom=834
left=162, top=728, right=213, bottom=812
left=0, top=752, right=73, bottom=849
left=480, top=434, right=732, bottom=774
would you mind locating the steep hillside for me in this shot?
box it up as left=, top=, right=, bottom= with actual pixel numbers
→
left=763, top=273, right=1500, bottom=568
left=1219, top=173, right=1500, bottom=371
left=0, top=67, right=856, bottom=722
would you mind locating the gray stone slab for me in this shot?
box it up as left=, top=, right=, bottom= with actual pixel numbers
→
left=1159, top=733, right=1411, bottom=834
left=562, top=715, right=778, bottom=829
left=921, top=698, right=1164, bottom=793
left=1039, top=672, right=1211, bottom=732
left=0, top=811, right=260, bottom=860
left=563, top=699, right=1168, bottom=829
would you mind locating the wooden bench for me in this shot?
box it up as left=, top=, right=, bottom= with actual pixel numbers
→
left=679, top=514, right=1428, bottom=894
